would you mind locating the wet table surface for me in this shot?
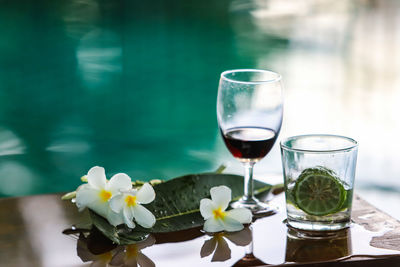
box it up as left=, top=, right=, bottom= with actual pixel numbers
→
left=0, top=193, right=400, bottom=267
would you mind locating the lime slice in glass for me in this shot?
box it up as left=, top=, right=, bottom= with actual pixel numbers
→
left=294, top=167, right=346, bottom=216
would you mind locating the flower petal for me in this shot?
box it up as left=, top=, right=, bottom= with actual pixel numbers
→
left=200, top=198, right=215, bottom=220
left=136, top=183, right=155, bottom=204
left=123, top=206, right=135, bottom=229
left=106, top=209, right=124, bottom=226
left=76, top=185, right=98, bottom=211
left=204, top=218, right=224, bottom=233
left=107, top=173, right=132, bottom=195
left=87, top=166, right=107, bottom=190
left=210, top=186, right=231, bottom=211
left=109, top=194, right=125, bottom=213
left=124, top=205, right=134, bottom=219
left=220, top=216, right=244, bottom=232
left=200, top=237, right=217, bottom=258
left=132, top=204, right=156, bottom=228
left=89, top=201, right=110, bottom=219
left=225, top=208, right=252, bottom=224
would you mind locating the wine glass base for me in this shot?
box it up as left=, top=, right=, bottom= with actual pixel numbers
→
left=230, top=197, right=277, bottom=216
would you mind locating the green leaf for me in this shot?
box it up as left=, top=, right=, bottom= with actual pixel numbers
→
left=91, top=173, right=271, bottom=245
left=145, top=173, right=270, bottom=232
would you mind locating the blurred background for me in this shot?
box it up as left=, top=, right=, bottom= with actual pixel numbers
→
left=0, top=0, right=399, bottom=219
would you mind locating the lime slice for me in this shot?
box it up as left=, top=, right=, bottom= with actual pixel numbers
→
left=294, top=167, right=346, bottom=216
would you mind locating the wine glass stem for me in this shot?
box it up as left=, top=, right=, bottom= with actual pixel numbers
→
left=243, top=162, right=255, bottom=201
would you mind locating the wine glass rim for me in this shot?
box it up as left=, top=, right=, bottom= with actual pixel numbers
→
left=280, top=134, right=358, bottom=153
left=220, top=69, right=282, bottom=84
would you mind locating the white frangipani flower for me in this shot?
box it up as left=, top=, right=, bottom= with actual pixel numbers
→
left=200, top=186, right=252, bottom=233
left=76, top=166, right=132, bottom=226
left=110, top=183, right=156, bottom=229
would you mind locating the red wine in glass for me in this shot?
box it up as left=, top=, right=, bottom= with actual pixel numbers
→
left=221, top=127, right=277, bottom=162
left=217, top=69, right=283, bottom=212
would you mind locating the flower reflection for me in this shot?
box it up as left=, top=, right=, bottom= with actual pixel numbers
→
left=75, top=228, right=155, bottom=267
left=77, top=232, right=117, bottom=267
left=200, top=226, right=252, bottom=262
left=110, top=235, right=155, bottom=267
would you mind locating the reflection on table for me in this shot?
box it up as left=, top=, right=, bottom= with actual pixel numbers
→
left=0, top=193, right=399, bottom=266
left=285, top=227, right=351, bottom=263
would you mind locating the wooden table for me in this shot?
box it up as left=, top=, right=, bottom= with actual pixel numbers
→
left=0, top=193, right=399, bottom=267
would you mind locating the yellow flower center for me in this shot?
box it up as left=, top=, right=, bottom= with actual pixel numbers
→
left=125, top=195, right=137, bottom=207
left=97, top=251, right=113, bottom=263
left=126, top=244, right=139, bottom=259
left=99, top=190, right=112, bottom=202
left=213, top=207, right=226, bottom=220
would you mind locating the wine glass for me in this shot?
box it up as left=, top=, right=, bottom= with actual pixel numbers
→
left=217, top=69, right=283, bottom=212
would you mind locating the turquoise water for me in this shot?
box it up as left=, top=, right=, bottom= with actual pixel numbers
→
left=0, top=0, right=288, bottom=196
left=1, top=0, right=400, bottom=221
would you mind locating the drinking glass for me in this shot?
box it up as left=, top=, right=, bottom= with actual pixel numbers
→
left=280, top=135, right=358, bottom=231
left=217, top=69, right=283, bottom=212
